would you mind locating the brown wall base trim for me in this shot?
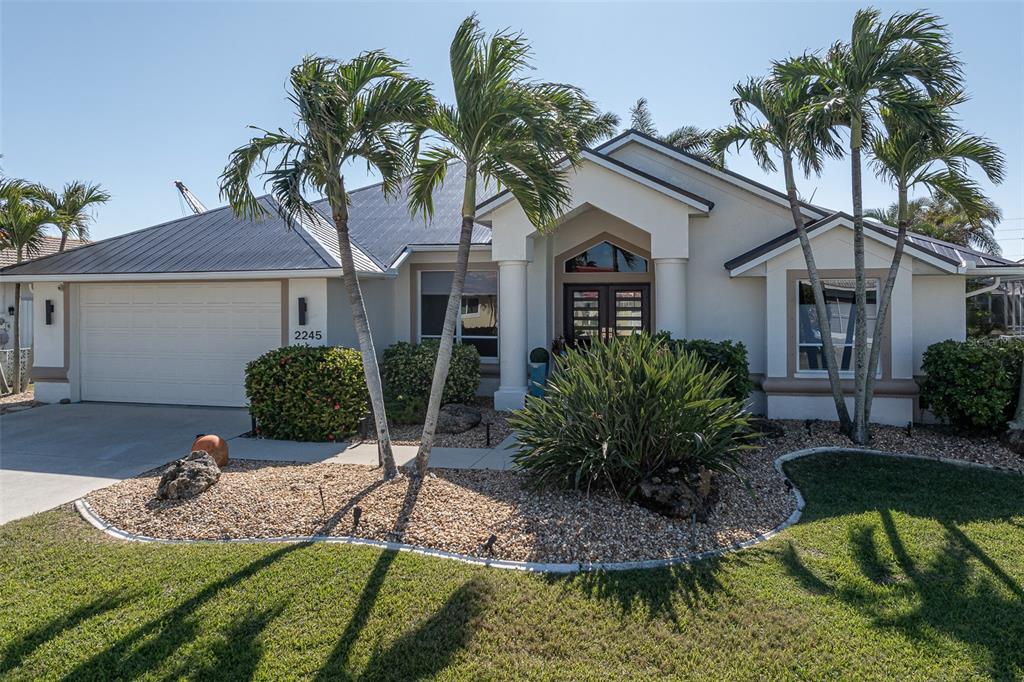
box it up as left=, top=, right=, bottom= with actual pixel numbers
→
left=30, top=367, right=68, bottom=381
left=762, top=377, right=919, bottom=397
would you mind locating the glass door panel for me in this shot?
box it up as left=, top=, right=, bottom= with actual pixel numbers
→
left=564, top=284, right=650, bottom=344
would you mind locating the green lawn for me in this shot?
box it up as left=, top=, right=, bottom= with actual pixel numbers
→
left=1, top=454, right=1022, bottom=681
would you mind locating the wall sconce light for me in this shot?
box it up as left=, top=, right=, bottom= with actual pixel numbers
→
left=298, top=297, right=307, bottom=326
left=6, top=306, right=13, bottom=317
left=45, top=300, right=55, bottom=325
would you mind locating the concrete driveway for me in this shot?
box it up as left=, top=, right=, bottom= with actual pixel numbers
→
left=0, top=403, right=252, bottom=524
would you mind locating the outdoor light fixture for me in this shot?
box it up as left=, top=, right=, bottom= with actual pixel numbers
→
left=6, top=306, right=13, bottom=317
left=298, top=297, right=307, bottom=326
left=45, top=300, right=55, bottom=325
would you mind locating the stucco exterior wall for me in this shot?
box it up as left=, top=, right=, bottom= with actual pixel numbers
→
left=912, top=275, right=966, bottom=374
left=607, top=142, right=801, bottom=375
left=324, top=277, right=396, bottom=351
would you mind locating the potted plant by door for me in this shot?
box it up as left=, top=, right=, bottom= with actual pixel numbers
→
left=528, top=347, right=550, bottom=397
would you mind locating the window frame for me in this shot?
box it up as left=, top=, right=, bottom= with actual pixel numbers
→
left=563, top=240, right=649, bottom=274
left=794, top=276, right=882, bottom=378
left=417, top=269, right=499, bottom=362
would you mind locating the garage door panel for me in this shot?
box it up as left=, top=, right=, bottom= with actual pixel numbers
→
left=79, top=282, right=282, bottom=407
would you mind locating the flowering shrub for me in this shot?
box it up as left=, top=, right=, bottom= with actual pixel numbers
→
left=245, top=345, right=368, bottom=442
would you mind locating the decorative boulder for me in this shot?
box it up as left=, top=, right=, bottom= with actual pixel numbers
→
left=436, top=404, right=482, bottom=434
left=156, top=451, right=221, bottom=500
left=637, top=478, right=700, bottom=519
left=190, top=434, right=229, bottom=467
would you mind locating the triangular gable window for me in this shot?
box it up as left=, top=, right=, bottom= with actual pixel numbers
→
left=564, top=241, right=648, bottom=273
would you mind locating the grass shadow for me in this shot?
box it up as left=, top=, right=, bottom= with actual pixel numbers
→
left=543, top=551, right=740, bottom=625
left=61, top=542, right=306, bottom=681
left=780, top=455, right=1024, bottom=678
left=357, top=578, right=491, bottom=681
left=313, top=474, right=425, bottom=681
left=0, top=588, right=139, bottom=675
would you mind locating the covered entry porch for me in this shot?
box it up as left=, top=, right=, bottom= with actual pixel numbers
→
left=476, top=151, right=712, bottom=410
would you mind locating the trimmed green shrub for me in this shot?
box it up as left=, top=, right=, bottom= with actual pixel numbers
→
left=380, top=340, right=480, bottom=406
left=245, top=345, right=368, bottom=442
left=530, top=347, right=550, bottom=364
left=920, top=338, right=1024, bottom=431
left=510, top=333, right=755, bottom=498
left=656, top=332, right=753, bottom=403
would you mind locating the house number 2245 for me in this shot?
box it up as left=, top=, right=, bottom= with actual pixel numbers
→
left=294, top=330, right=323, bottom=341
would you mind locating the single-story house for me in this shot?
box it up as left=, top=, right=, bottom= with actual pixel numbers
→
left=1, top=236, right=86, bottom=350
left=2, top=130, right=1020, bottom=424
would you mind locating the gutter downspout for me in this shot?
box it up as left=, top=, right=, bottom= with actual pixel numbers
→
left=966, top=276, right=1001, bottom=299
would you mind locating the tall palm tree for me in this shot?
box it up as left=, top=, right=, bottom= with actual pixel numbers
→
left=777, top=8, right=963, bottom=443
left=220, top=53, right=433, bottom=481
left=0, top=181, right=53, bottom=393
left=712, top=76, right=852, bottom=433
left=866, top=103, right=1004, bottom=421
left=868, top=193, right=1003, bottom=254
left=36, top=181, right=110, bottom=251
left=408, top=15, right=617, bottom=477
left=629, top=98, right=723, bottom=166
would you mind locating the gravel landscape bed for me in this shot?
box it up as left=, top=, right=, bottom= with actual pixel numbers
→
left=0, top=388, right=41, bottom=414
left=84, top=420, right=1022, bottom=564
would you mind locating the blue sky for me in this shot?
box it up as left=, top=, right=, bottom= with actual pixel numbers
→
left=3, top=1, right=1022, bottom=255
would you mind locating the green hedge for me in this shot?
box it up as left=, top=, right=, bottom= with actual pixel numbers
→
left=920, top=338, right=1024, bottom=431
left=510, top=333, right=754, bottom=497
left=245, top=345, right=368, bottom=442
left=655, top=333, right=753, bottom=403
left=380, top=340, right=480, bottom=407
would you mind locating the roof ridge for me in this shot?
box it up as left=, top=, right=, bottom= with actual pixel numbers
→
left=598, top=129, right=832, bottom=217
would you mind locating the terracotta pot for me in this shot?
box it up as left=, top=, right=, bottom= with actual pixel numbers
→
left=190, top=434, right=229, bottom=467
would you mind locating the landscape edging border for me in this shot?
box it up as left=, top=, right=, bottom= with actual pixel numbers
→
left=73, top=446, right=1021, bottom=574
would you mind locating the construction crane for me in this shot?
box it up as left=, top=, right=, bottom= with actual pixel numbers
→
left=174, top=181, right=207, bottom=215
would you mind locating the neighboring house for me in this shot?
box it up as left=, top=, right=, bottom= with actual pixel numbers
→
left=2, top=130, right=1020, bottom=424
left=0, top=236, right=87, bottom=350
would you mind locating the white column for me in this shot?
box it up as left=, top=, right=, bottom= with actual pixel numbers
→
left=494, top=260, right=529, bottom=410
left=654, top=258, right=687, bottom=339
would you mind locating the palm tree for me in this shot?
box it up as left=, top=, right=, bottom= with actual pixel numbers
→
left=629, top=98, right=723, bottom=166
left=36, top=181, right=110, bottom=251
left=408, top=15, right=617, bottom=477
left=0, top=181, right=53, bottom=393
left=220, top=53, right=433, bottom=481
left=866, top=102, right=1004, bottom=421
left=712, top=76, right=852, bottom=433
left=867, top=193, right=1003, bottom=254
left=919, top=192, right=1003, bottom=254
left=777, top=8, right=963, bottom=443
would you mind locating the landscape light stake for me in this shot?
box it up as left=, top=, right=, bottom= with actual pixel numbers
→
left=353, top=506, right=362, bottom=529
left=318, top=485, right=327, bottom=520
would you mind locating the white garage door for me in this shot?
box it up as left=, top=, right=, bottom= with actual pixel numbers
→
left=79, top=282, right=282, bottom=407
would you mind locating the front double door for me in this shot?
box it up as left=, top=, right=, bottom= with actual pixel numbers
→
left=564, top=283, right=651, bottom=345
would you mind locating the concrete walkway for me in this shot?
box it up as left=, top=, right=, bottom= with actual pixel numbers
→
left=1, top=402, right=516, bottom=525
left=230, top=434, right=517, bottom=470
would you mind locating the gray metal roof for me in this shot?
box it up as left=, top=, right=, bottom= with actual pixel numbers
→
left=0, top=197, right=340, bottom=276
left=314, top=161, right=496, bottom=269
left=724, top=211, right=1018, bottom=272
left=295, top=206, right=382, bottom=273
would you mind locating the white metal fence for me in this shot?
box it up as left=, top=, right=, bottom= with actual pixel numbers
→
left=0, top=348, right=32, bottom=393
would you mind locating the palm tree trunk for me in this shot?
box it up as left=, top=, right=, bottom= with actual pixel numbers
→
left=864, top=183, right=910, bottom=422
left=12, top=281, right=22, bottom=394
left=58, top=232, right=68, bottom=253
left=782, top=153, right=853, bottom=433
left=415, top=170, right=477, bottom=478
left=330, top=187, right=398, bottom=481
left=850, top=115, right=870, bottom=445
